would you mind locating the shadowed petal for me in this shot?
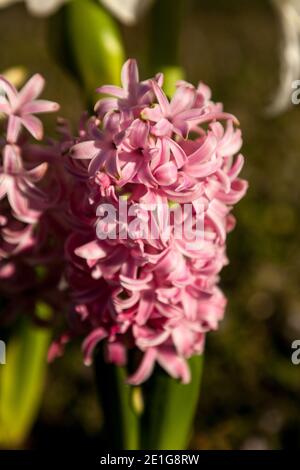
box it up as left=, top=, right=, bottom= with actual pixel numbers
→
left=26, top=162, right=49, bottom=182
left=127, top=348, right=157, bottom=385
left=7, top=115, right=22, bottom=143
left=83, top=328, right=107, bottom=366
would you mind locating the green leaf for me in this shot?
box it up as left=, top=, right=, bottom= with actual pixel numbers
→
left=0, top=304, right=51, bottom=448
left=65, top=0, right=125, bottom=101
left=161, top=65, right=185, bottom=97
left=141, top=355, right=203, bottom=450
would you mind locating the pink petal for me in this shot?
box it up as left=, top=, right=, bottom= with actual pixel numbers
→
left=75, top=240, right=108, bottom=260
left=0, top=96, right=10, bottom=114
left=172, top=326, right=195, bottom=355
left=106, top=341, right=127, bottom=366
left=187, top=134, right=218, bottom=164
left=17, top=73, right=45, bottom=108
left=0, top=76, right=18, bottom=107
left=7, top=115, right=22, bottom=143
left=94, top=97, right=118, bottom=116
left=121, top=58, right=139, bottom=92
left=179, top=109, right=239, bottom=126
left=88, top=150, right=108, bottom=175
left=170, top=84, right=196, bottom=115
left=206, top=200, right=227, bottom=242
left=119, top=273, right=153, bottom=291
left=128, top=119, right=149, bottom=148
left=153, top=161, right=178, bottom=185
left=166, top=138, right=188, bottom=168
left=71, top=140, right=99, bottom=160
left=135, top=291, right=154, bottom=325
left=96, top=85, right=125, bottom=99
left=21, top=115, right=43, bottom=140
left=151, top=118, right=173, bottom=137
left=82, top=328, right=107, bottom=366
left=157, top=348, right=191, bottom=383
left=227, top=153, right=244, bottom=181
left=127, top=348, right=157, bottom=385
left=185, top=158, right=221, bottom=178
left=7, top=181, right=29, bottom=217
left=141, top=104, right=163, bottom=122
left=48, top=333, right=70, bottom=362
left=3, top=144, right=23, bottom=173
left=0, top=175, right=9, bottom=200
left=119, top=158, right=140, bottom=185
left=150, top=79, right=170, bottom=116
left=103, top=149, right=120, bottom=177
left=22, top=99, right=59, bottom=115
left=26, top=162, right=48, bottom=182
left=136, top=328, right=170, bottom=348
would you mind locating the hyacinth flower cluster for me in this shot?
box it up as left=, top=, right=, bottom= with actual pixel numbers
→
left=61, top=59, right=248, bottom=385
left=0, top=74, right=66, bottom=320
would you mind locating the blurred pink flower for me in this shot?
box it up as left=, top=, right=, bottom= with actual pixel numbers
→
left=0, top=73, right=64, bottom=324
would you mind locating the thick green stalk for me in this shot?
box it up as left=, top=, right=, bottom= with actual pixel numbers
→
left=94, top=352, right=140, bottom=450
left=0, top=304, right=51, bottom=448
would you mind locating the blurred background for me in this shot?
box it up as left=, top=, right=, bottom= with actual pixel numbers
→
left=1, top=0, right=300, bottom=450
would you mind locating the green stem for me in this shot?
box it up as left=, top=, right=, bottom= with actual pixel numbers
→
left=0, top=304, right=51, bottom=448
left=94, top=351, right=140, bottom=450
left=141, top=356, right=203, bottom=450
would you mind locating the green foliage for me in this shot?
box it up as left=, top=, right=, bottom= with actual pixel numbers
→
left=141, top=356, right=203, bottom=449
left=94, top=354, right=140, bottom=450
left=65, top=0, right=125, bottom=100
left=0, top=306, right=51, bottom=448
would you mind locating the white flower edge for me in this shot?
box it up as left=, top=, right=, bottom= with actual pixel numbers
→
left=100, top=0, right=155, bottom=25
left=0, top=0, right=69, bottom=16
left=267, top=0, right=300, bottom=115
left=0, top=0, right=155, bottom=23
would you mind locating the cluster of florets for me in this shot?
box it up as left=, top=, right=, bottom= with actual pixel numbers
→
left=61, top=59, right=248, bottom=384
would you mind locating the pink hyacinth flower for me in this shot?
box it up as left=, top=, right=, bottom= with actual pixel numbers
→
left=60, top=59, right=248, bottom=385
left=0, top=73, right=59, bottom=143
